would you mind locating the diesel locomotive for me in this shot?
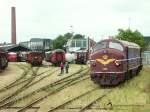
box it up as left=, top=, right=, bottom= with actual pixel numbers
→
left=49, top=49, right=65, bottom=66
left=7, top=52, right=17, bottom=62
left=0, top=48, right=8, bottom=70
left=90, top=39, right=143, bottom=86
left=27, top=52, right=44, bottom=66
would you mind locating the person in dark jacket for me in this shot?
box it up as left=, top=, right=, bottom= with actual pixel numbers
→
left=65, top=61, right=69, bottom=73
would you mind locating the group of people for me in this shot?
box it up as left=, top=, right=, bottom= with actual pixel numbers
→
left=59, top=61, right=69, bottom=75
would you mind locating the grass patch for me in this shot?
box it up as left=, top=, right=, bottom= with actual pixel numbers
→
left=98, top=65, right=150, bottom=112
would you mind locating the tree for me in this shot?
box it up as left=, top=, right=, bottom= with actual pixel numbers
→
left=73, top=34, right=85, bottom=39
left=53, top=32, right=73, bottom=49
left=53, top=33, right=86, bottom=49
left=116, top=28, right=147, bottom=51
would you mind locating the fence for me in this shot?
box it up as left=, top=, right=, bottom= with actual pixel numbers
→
left=142, top=51, right=150, bottom=65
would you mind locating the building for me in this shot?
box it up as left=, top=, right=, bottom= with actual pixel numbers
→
left=65, top=36, right=96, bottom=63
left=144, top=36, right=150, bottom=50
left=19, top=41, right=30, bottom=48
left=19, top=38, right=53, bottom=52
left=0, top=43, right=31, bottom=52
left=66, top=36, right=96, bottom=53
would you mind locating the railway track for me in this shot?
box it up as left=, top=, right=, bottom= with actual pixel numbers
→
left=14, top=69, right=89, bottom=112
left=45, top=87, right=112, bottom=112
left=76, top=84, right=130, bottom=112
left=0, top=64, right=32, bottom=92
left=0, top=65, right=86, bottom=108
left=47, top=87, right=99, bottom=112
left=58, top=84, right=127, bottom=112
left=46, top=83, right=129, bottom=112
left=77, top=91, right=112, bottom=112
left=0, top=66, right=40, bottom=106
left=46, top=89, right=112, bottom=112
left=0, top=107, right=40, bottom=112
left=0, top=64, right=55, bottom=95
left=7, top=67, right=57, bottom=90
left=0, top=67, right=58, bottom=105
left=0, top=68, right=59, bottom=107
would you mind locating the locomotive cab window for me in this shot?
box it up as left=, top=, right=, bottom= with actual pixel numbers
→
left=109, top=42, right=124, bottom=51
left=93, top=41, right=107, bottom=52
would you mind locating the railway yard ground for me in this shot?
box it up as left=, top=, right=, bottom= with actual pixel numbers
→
left=0, top=62, right=149, bottom=112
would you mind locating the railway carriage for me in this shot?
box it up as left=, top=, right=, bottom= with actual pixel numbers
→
left=90, top=39, right=142, bottom=86
left=7, top=52, right=17, bottom=62
left=27, top=52, right=44, bottom=66
left=49, top=49, right=65, bottom=66
left=0, top=48, right=8, bottom=70
left=75, top=50, right=88, bottom=64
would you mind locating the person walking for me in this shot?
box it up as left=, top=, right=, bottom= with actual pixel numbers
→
left=59, top=62, right=64, bottom=74
left=65, top=61, right=69, bottom=73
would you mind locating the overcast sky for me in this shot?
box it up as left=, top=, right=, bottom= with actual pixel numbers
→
left=0, top=0, right=150, bottom=43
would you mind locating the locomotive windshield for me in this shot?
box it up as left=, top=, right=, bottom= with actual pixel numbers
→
left=93, top=41, right=107, bottom=52
left=109, top=42, right=124, bottom=51
left=93, top=41, right=124, bottom=52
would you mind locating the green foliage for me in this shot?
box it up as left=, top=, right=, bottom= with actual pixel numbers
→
left=53, top=33, right=85, bottom=49
left=73, top=34, right=85, bottom=39
left=116, top=28, right=147, bottom=51
left=53, top=33, right=73, bottom=49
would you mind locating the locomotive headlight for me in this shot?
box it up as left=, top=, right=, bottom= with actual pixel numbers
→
left=114, top=60, right=121, bottom=66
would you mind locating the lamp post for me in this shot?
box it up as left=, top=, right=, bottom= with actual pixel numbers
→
left=128, top=17, right=131, bottom=30
left=68, top=25, right=74, bottom=52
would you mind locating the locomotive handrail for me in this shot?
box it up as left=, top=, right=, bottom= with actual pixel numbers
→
left=116, top=57, right=141, bottom=62
left=90, top=57, right=141, bottom=62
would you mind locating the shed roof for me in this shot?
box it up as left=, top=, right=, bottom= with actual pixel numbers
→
left=0, top=44, right=31, bottom=52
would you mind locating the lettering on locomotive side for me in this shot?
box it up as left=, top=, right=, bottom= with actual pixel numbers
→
left=96, top=55, right=115, bottom=65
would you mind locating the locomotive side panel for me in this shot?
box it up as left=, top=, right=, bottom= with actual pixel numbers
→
left=49, top=49, right=65, bottom=66
left=126, top=47, right=142, bottom=79
left=128, top=48, right=141, bottom=70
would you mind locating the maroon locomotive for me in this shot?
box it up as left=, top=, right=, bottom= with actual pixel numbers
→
left=90, top=39, right=143, bottom=86
left=0, top=48, right=8, bottom=70
left=27, top=52, right=44, bottom=66
left=7, top=52, right=17, bottom=62
left=49, top=49, right=65, bottom=66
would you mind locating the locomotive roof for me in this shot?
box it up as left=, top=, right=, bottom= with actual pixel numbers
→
left=118, top=40, right=140, bottom=49
left=101, top=39, right=140, bottom=49
left=8, top=52, right=17, bottom=54
left=53, top=49, right=65, bottom=53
